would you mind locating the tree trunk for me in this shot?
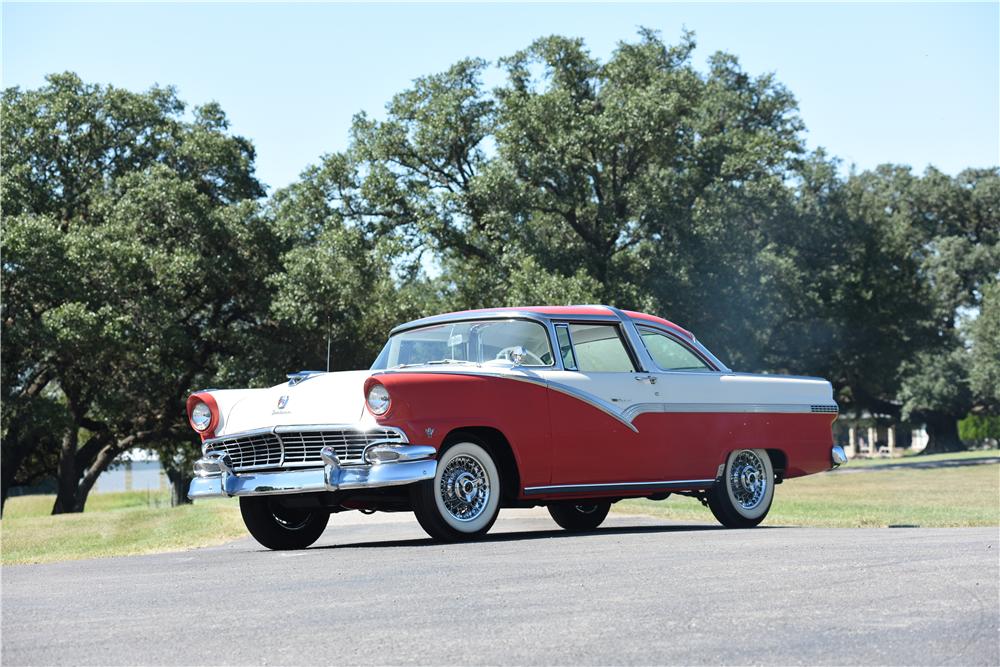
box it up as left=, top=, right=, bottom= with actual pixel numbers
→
left=1, top=439, right=24, bottom=517
left=1, top=473, right=11, bottom=517
left=165, top=466, right=193, bottom=507
left=52, top=421, right=82, bottom=514
left=917, top=410, right=967, bottom=454
left=72, top=442, right=127, bottom=513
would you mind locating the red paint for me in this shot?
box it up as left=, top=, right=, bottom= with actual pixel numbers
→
left=368, top=372, right=837, bottom=500
left=662, top=412, right=837, bottom=481
left=548, top=391, right=668, bottom=484
left=186, top=391, right=220, bottom=441
left=624, top=310, right=695, bottom=341
left=402, top=305, right=617, bottom=330
left=371, top=373, right=553, bottom=489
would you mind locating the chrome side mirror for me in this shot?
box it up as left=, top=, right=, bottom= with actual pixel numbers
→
left=507, top=346, right=528, bottom=366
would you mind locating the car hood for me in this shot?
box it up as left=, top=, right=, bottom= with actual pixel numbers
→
left=220, top=370, right=374, bottom=436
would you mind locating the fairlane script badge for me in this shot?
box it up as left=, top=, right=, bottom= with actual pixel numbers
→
left=273, top=396, right=291, bottom=416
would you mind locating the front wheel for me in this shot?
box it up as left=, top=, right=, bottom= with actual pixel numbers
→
left=239, top=497, right=330, bottom=550
left=411, top=438, right=502, bottom=542
left=548, top=503, right=611, bottom=531
left=706, top=448, right=774, bottom=528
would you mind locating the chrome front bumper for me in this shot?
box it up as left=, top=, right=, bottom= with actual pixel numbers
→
left=187, top=445, right=437, bottom=499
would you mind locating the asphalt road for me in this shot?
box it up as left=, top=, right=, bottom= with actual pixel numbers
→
left=2, top=509, right=997, bottom=666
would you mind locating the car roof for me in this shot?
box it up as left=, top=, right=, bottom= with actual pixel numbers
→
left=393, top=305, right=695, bottom=341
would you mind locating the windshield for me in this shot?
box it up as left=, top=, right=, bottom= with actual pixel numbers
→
left=371, top=319, right=554, bottom=370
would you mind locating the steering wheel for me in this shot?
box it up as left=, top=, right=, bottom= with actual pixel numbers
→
left=496, top=347, right=546, bottom=366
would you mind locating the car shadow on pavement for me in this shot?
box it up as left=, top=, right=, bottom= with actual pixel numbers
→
left=303, top=522, right=782, bottom=551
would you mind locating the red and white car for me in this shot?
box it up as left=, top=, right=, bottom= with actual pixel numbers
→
left=187, top=306, right=845, bottom=548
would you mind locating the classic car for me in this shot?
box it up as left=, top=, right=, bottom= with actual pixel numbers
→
left=187, top=305, right=846, bottom=548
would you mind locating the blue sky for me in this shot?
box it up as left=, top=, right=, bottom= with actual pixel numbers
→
left=3, top=2, right=998, bottom=194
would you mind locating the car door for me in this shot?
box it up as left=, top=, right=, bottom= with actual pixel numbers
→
left=538, top=321, right=668, bottom=486
left=635, top=326, right=724, bottom=483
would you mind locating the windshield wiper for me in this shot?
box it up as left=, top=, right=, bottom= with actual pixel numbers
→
left=426, top=359, right=473, bottom=365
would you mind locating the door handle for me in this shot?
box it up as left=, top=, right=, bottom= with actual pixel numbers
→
left=634, top=375, right=657, bottom=385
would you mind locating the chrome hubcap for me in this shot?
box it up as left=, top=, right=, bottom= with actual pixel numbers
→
left=440, top=454, right=490, bottom=522
left=729, top=451, right=766, bottom=510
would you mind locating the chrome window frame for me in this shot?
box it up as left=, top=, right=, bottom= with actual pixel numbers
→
left=384, top=306, right=731, bottom=374
left=553, top=323, right=578, bottom=370
left=550, top=319, right=643, bottom=374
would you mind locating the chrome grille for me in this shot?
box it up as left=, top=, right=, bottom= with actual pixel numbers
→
left=204, top=426, right=407, bottom=471
left=811, top=405, right=839, bottom=413
left=279, top=430, right=377, bottom=465
left=215, top=431, right=282, bottom=468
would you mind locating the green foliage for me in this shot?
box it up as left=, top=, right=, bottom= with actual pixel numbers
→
left=959, top=414, right=1000, bottom=442
left=899, top=346, right=974, bottom=421
left=265, top=160, right=433, bottom=371
left=1, top=73, right=276, bottom=514
left=967, top=281, right=1000, bottom=411
left=304, top=28, right=812, bottom=373
left=876, top=165, right=999, bottom=450
left=783, top=159, right=935, bottom=411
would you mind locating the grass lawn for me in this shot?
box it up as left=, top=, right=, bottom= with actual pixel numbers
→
left=2, top=495, right=246, bottom=566
left=614, top=460, right=1000, bottom=528
left=3, top=489, right=177, bottom=518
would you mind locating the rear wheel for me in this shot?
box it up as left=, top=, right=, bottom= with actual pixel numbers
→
left=706, top=449, right=774, bottom=528
left=548, top=503, right=611, bottom=531
left=239, top=496, right=330, bottom=550
left=411, top=438, right=502, bottom=542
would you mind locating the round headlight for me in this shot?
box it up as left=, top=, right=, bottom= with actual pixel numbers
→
left=191, top=401, right=212, bottom=431
left=367, top=384, right=390, bottom=415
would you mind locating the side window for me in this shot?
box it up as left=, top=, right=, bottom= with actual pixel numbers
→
left=568, top=323, right=635, bottom=372
left=639, top=328, right=710, bottom=371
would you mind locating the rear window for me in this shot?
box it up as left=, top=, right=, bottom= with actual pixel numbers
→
left=639, top=328, right=710, bottom=371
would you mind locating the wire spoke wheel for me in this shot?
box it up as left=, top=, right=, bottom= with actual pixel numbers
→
left=729, top=450, right=767, bottom=510
left=706, top=448, right=774, bottom=528
left=439, top=454, right=490, bottom=522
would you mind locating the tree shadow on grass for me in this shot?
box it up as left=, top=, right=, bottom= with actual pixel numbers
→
left=825, top=456, right=999, bottom=474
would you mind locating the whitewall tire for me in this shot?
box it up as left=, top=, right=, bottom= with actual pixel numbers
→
left=411, top=438, right=502, bottom=541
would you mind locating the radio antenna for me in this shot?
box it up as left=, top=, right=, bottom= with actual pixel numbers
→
left=326, top=315, right=331, bottom=373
